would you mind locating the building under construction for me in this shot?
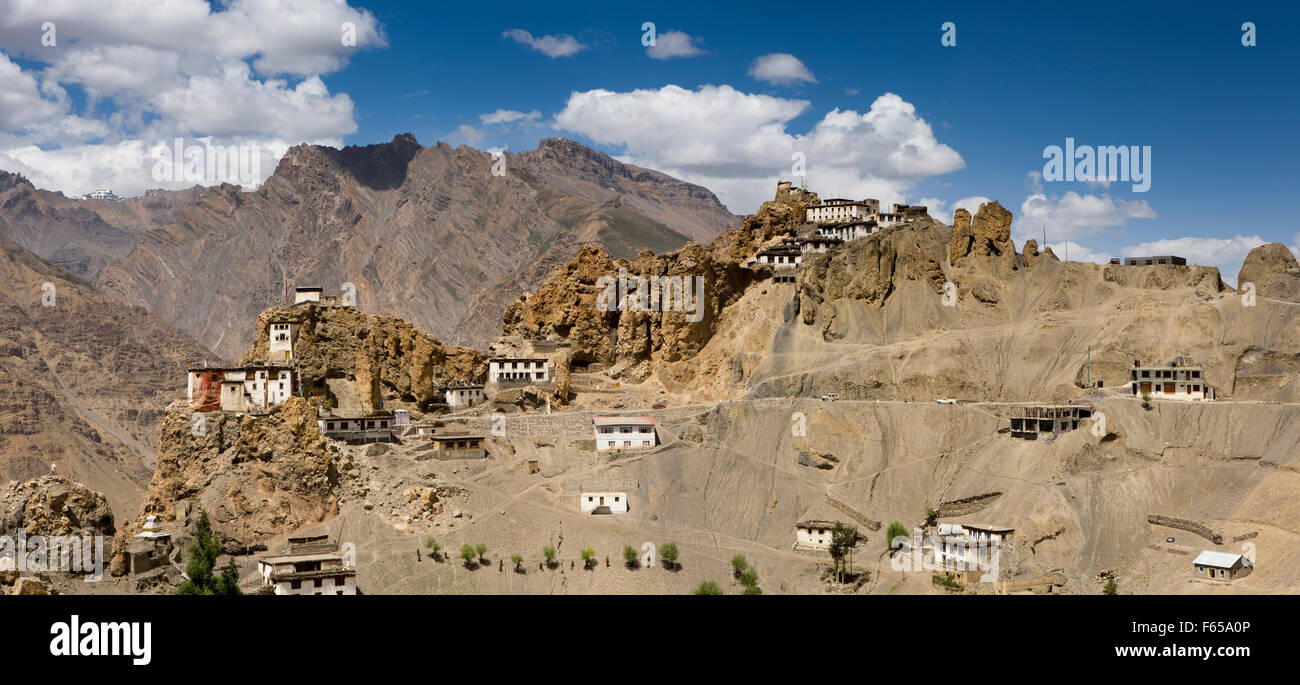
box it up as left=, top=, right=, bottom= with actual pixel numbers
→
left=1008, top=404, right=1093, bottom=440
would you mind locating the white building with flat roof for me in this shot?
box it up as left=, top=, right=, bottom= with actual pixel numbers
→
left=488, top=358, right=551, bottom=385
left=1130, top=357, right=1214, bottom=401
left=445, top=385, right=486, bottom=409
left=581, top=492, right=628, bottom=514
left=806, top=198, right=880, bottom=224
left=187, top=365, right=294, bottom=412
left=268, top=321, right=298, bottom=361
left=594, top=416, right=657, bottom=451
left=257, top=534, right=356, bottom=595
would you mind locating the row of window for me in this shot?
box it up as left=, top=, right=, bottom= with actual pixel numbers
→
left=598, top=426, right=653, bottom=434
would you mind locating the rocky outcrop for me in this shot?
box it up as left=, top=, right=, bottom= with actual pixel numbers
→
left=1237, top=242, right=1300, bottom=301
left=499, top=200, right=794, bottom=378
left=114, top=396, right=342, bottom=570
left=0, top=476, right=115, bottom=538
left=239, top=304, right=484, bottom=411
left=951, top=200, right=1017, bottom=275
left=949, top=208, right=972, bottom=261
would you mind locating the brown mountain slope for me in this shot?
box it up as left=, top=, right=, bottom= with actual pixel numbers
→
left=82, top=135, right=734, bottom=359
left=0, top=171, right=206, bottom=280
left=0, top=230, right=212, bottom=519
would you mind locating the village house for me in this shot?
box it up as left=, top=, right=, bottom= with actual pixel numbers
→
left=257, top=534, right=356, bottom=595
left=797, top=235, right=843, bottom=255
left=1193, top=550, right=1252, bottom=582
left=594, top=416, right=657, bottom=451
left=292, top=285, right=355, bottom=307
left=445, top=384, right=486, bottom=409
left=752, top=241, right=802, bottom=269
left=268, top=320, right=298, bottom=360
left=816, top=220, right=880, bottom=243
left=187, top=364, right=295, bottom=412
left=317, top=412, right=394, bottom=442
left=930, top=523, right=1011, bottom=578
left=793, top=520, right=852, bottom=551
left=1124, top=255, right=1187, bottom=266
left=581, top=492, right=628, bottom=515
left=488, top=357, right=552, bottom=385
left=806, top=198, right=879, bottom=224
left=1130, top=357, right=1214, bottom=400
left=429, top=433, right=487, bottom=460
left=1008, top=404, right=1093, bottom=440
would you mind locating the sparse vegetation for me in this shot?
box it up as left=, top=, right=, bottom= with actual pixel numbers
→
left=828, top=522, right=856, bottom=582
left=932, top=574, right=964, bottom=592
left=543, top=545, right=557, bottom=569
left=660, top=542, right=680, bottom=571
left=581, top=546, right=596, bottom=570
left=460, top=543, right=477, bottom=568
left=1104, top=578, right=1118, bottom=595
left=924, top=506, right=938, bottom=524
left=1141, top=392, right=1153, bottom=410
left=730, top=554, right=749, bottom=578
left=511, top=553, right=524, bottom=573
left=694, top=580, right=723, bottom=595
left=739, top=565, right=760, bottom=594
left=886, top=521, right=909, bottom=550
left=425, top=537, right=442, bottom=561
left=622, top=544, right=639, bottom=569
left=175, top=511, right=242, bottom=596
left=475, top=542, right=488, bottom=564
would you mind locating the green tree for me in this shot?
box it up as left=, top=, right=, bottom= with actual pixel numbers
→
left=739, top=566, right=760, bottom=594
left=475, top=542, right=488, bottom=564
left=460, top=543, right=477, bottom=567
left=581, top=546, right=596, bottom=570
left=1104, top=578, right=1118, bottom=595
left=827, top=522, right=856, bottom=582
left=174, top=511, right=242, bottom=595
left=543, top=545, right=557, bottom=568
left=425, top=537, right=442, bottom=561
left=511, top=553, right=523, bottom=572
left=886, top=521, right=909, bottom=550
left=622, top=544, right=639, bottom=569
left=730, top=554, right=749, bottom=578
left=693, top=580, right=723, bottom=595
left=660, top=542, right=680, bottom=571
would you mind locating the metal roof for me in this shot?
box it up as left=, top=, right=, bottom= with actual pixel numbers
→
left=1193, top=550, right=1244, bottom=569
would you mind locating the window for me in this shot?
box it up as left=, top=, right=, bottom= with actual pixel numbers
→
left=327, top=422, right=334, bottom=430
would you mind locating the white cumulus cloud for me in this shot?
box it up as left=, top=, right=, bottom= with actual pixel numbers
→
left=1015, top=191, right=1157, bottom=243
left=0, top=0, right=382, bottom=197
left=555, top=86, right=963, bottom=212
left=502, top=29, right=585, bottom=58
left=480, top=109, right=542, bottom=126
left=748, top=53, right=816, bottom=86
left=647, top=31, right=705, bottom=60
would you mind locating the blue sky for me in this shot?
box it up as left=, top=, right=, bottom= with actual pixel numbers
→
left=1, top=0, right=1296, bottom=281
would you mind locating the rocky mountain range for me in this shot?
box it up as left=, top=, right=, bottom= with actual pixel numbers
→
left=0, top=136, right=737, bottom=362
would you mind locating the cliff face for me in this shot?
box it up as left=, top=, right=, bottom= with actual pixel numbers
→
left=1237, top=242, right=1300, bottom=301
left=499, top=199, right=800, bottom=379
left=78, top=135, right=734, bottom=359
left=239, top=304, right=484, bottom=411
left=120, top=397, right=341, bottom=558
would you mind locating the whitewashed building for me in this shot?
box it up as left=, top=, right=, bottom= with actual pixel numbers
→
left=581, top=492, right=628, bottom=515
left=1130, top=357, right=1215, bottom=401
left=817, top=220, right=880, bottom=243
left=317, top=413, right=394, bottom=442
left=1193, top=550, right=1252, bottom=582
left=187, top=365, right=294, bottom=412
left=257, top=534, right=356, bottom=595
left=794, top=520, right=849, bottom=551
left=806, top=198, right=879, bottom=224
left=293, top=286, right=323, bottom=304
left=752, top=241, right=802, bottom=269
left=797, top=235, right=843, bottom=255
left=445, top=384, right=486, bottom=409
left=594, top=416, right=657, bottom=451
left=488, top=358, right=551, bottom=385
left=268, top=320, right=298, bottom=361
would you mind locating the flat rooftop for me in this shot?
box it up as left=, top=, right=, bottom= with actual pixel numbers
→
left=593, top=416, right=656, bottom=427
